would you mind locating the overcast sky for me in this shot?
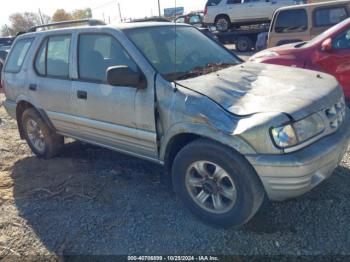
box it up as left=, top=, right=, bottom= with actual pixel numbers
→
left=0, top=0, right=207, bottom=26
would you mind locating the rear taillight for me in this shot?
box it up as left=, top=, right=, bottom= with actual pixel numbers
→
left=204, top=6, right=208, bottom=15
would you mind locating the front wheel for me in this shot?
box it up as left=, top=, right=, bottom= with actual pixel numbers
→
left=172, top=139, right=265, bottom=227
left=22, top=108, right=63, bottom=159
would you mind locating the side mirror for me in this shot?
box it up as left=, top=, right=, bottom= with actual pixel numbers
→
left=107, top=65, right=146, bottom=89
left=321, top=38, right=333, bottom=52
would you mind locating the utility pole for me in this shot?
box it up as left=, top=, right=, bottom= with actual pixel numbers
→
left=38, top=8, right=44, bottom=25
left=118, top=2, right=123, bottom=23
left=157, top=0, right=161, bottom=17
left=4, top=24, right=10, bottom=36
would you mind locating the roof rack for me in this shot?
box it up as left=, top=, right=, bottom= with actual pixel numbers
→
left=27, top=19, right=106, bottom=33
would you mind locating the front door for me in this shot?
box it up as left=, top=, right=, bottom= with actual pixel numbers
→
left=71, top=33, right=158, bottom=160
left=317, top=27, right=350, bottom=100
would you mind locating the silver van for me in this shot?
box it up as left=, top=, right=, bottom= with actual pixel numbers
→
left=3, top=20, right=350, bottom=227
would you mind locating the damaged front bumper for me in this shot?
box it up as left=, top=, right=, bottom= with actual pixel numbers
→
left=246, top=113, right=350, bottom=201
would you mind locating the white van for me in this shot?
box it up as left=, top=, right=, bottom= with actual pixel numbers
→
left=204, top=0, right=305, bottom=32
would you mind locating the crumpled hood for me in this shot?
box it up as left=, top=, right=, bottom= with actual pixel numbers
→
left=176, top=62, right=342, bottom=120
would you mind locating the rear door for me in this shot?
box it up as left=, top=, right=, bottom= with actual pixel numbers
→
left=317, top=27, right=350, bottom=100
left=29, top=34, right=76, bottom=135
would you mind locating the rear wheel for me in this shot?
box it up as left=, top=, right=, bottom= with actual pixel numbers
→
left=172, top=139, right=265, bottom=227
left=236, top=36, right=254, bottom=52
left=22, top=108, right=63, bottom=159
left=215, top=15, right=231, bottom=32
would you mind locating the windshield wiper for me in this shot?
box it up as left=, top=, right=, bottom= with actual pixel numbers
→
left=172, top=63, right=235, bottom=81
left=295, top=41, right=307, bottom=48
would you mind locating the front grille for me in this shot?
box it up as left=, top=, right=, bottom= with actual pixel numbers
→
left=325, top=97, right=346, bottom=130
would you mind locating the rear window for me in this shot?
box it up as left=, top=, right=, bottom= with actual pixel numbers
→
left=314, top=6, right=348, bottom=27
left=4, top=38, right=33, bottom=73
left=275, top=9, right=308, bottom=33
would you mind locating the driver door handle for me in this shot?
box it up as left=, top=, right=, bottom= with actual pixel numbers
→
left=77, top=90, right=87, bottom=100
left=29, top=84, right=37, bottom=91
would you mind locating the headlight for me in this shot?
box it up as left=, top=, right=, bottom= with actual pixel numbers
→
left=271, top=114, right=325, bottom=148
left=271, top=124, right=297, bottom=148
left=293, top=114, right=325, bottom=143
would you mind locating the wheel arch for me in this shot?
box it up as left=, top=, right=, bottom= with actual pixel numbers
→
left=215, top=13, right=231, bottom=22
left=161, top=123, right=256, bottom=174
left=16, top=100, right=55, bottom=139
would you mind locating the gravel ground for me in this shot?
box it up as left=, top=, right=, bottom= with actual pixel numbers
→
left=1, top=81, right=350, bottom=258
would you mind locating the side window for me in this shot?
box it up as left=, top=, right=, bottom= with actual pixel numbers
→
left=314, top=7, right=347, bottom=27
left=5, top=38, right=33, bottom=73
left=35, top=39, right=47, bottom=75
left=34, top=35, right=71, bottom=78
left=47, top=36, right=71, bottom=78
left=176, top=17, right=185, bottom=23
left=78, top=34, right=138, bottom=83
left=227, top=0, right=241, bottom=5
left=333, top=28, right=350, bottom=49
left=189, top=15, right=201, bottom=23
left=244, top=0, right=261, bottom=3
left=275, top=9, right=308, bottom=33
left=207, top=0, right=223, bottom=6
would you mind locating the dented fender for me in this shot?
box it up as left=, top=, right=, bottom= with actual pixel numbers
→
left=155, top=76, right=289, bottom=161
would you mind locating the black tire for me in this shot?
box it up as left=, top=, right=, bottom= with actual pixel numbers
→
left=236, top=36, right=254, bottom=52
left=215, top=15, right=231, bottom=32
left=22, top=108, right=63, bottom=159
left=172, top=138, right=265, bottom=227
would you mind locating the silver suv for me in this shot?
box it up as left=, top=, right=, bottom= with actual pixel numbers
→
left=2, top=20, right=350, bottom=227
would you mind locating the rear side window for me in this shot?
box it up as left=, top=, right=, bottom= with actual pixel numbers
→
left=78, top=34, right=138, bottom=83
left=314, top=7, right=348, bottom=27
left=189, top=15, right=202, bottom=23
left=176, top=17, right=185, bottom=23
left=34, top=35, right=71, bottom=78
left=206, top=0, right=223, bottom=6
left=244, top=0, right=261, bottom=3
left=227, top=0, right=241, bottom=4
left=275, top=9, right=308, bottom=33
left=5, top=38, right=33, bottom=73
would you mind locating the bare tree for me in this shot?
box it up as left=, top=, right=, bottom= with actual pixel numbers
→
left=0, top=11, right=51, bottom=36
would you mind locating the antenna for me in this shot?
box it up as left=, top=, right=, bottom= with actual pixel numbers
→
left=118, top=2, right=123, bottom=23
left=174, top=0, right=177, bottom=80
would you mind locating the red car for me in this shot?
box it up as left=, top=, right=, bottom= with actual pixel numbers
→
left=250, top=18, right=350, bottom=104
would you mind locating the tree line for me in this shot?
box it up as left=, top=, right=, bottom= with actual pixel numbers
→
left=1, top=8, right=92, bottom=36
